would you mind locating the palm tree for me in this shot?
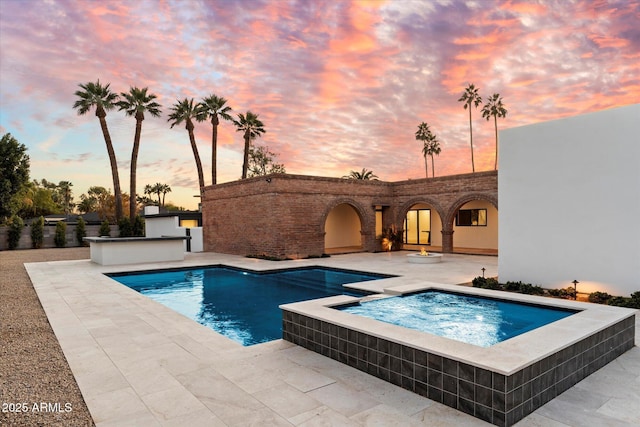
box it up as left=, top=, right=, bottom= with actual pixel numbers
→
left=425, top=135, right=442, bottom=178
left=168, top=98, right=205, bottom=191
left=143, top=184, right=159, bottom=205
left=482, top=93, right=508, bottom=170
left=458, top=83, right=482, bottom=173
left=77, top=195, right=96, bottom=214
left=415, top=122, right=432, bottom=178
left=58, top=180, right=74, bottom=215
left=234, top=111, right=266, bottom=179
left=197, top=95, right=233, bottom=185
left=72, top=80, right=124, bottom=220
left=159, top=183, right=171, bottom=206
left=343, top=168, right=378, bottom=180
left=145, top=182, right=172, bottom=207
left=117, top=87, right=161, bottom=220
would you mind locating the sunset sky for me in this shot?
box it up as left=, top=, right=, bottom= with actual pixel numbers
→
left=1, top=0, right=638, bottom=210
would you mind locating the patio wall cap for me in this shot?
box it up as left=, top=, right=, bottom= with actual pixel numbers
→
left=83, top=236, right=190, bottom=243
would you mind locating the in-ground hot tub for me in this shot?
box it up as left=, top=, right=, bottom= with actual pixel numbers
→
left=280, top=283, right=636, bottom=427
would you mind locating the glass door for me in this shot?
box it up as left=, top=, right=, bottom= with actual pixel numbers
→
left=404, top=209, right=430, bottom=245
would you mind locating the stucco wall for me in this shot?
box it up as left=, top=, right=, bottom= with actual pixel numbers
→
left=499, top=104, right=640, bottom=296
left=325, top=204, right=362, bottom=248
left=453, top=200, right=498, bottom=250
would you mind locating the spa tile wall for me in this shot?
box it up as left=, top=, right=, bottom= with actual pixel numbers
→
left=282, top=311, right=635, bottom=427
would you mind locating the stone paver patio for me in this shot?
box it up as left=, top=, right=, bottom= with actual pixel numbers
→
left=24, top=251, right=639, bottom=426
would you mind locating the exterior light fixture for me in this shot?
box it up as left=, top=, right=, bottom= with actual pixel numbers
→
left=265, top=178, right=272, bottom=183
left=572, top=280, right=579, bottom=300
left=481, top=267, right=486, bottom=278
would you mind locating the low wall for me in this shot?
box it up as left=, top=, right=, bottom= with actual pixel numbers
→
left=0, top=224, right=118, bottom=251
left=84, top=236, right=189, bottom=265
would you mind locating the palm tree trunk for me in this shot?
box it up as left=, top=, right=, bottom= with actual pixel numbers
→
left=130, top=115, right=143, bottom=220
left=187, top=124, right=205, bottom=191
left=242, top=131, right=250, bottom=179
left=469, top=107, right=475, bottom=173
left=494, top=115, right=498, bottom=170
left=431, top=154, right=435, bottom=178
left=424, top=155, right=428, bottom=178
left=211, top=115, right=219, bottom=185
left=98, top=115, right=123, bottom=220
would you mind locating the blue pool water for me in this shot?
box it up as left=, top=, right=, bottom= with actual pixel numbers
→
left=338, top=290, right=577, bottom=347
left=108, top=266, right=385, bottom=346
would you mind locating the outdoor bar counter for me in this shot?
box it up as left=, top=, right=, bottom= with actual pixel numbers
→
left=84, top=236, right=190, bottom=265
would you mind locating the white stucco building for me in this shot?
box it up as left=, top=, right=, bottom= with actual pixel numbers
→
left=499, top=104, right=640, bottom=296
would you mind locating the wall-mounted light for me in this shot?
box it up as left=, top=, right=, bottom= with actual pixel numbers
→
left=265, top=178, right=272, bottom=183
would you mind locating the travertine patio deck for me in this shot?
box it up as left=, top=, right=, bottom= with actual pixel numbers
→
left=25, top=252, right=639, bottom=426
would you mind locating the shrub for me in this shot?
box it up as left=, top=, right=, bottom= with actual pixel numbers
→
left=518, top=282, right=545, bottom=295
left=31, top=216, right=44, bottom=249
left=118, top=217, right=132, bottom=237
left=472, top=276, right=501, bottom=290
left=588, top=291, right=611, bottom=304
left=76, top=217, right=87, bottom=246
left=132, top=215, right=145, bottom=237
left=503, top=281, right=521, bottom=292
left=548, top=287, right=576, bottom=299
left=7, top=215, right=24, bottom=250
left=607, top=292, right=640, bottom=309
left=99, top=220, right=111, bottom=237
left=378, top=225, right=404, bottom=251
left=54, top=221, right=67, bottom=247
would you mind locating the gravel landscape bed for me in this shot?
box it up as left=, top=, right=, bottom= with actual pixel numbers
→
left=0, top=248, right=94, bottom=427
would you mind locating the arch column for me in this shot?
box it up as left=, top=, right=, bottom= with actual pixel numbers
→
left=441, top=229, right=454, bottom=253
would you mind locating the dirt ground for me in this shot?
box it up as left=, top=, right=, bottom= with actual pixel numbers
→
left=1, top=247, right=95, bottom=427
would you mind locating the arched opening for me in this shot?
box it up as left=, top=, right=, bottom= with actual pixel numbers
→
left=324, top=203, right=363, bottom=253
left=451, top=199, right=498, bottom=254
left=403, top=203, right=444, bottom=250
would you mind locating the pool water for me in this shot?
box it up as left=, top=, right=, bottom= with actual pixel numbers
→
left=108, top=266, right=385, bottom=346
left=338, top=290, right=577, bottom=347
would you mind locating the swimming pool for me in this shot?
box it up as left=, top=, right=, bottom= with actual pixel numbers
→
left=337, top=290, right=576, bottom=347
left=108, top=266, right=387, bottom=345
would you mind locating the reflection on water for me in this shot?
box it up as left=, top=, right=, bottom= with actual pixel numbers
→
left=339, top=291, right=575, bottom=347
left=111, top=267, right=380, bottom=346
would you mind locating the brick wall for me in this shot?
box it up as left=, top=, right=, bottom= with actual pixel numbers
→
left=202, top=172, right=497, bottom=258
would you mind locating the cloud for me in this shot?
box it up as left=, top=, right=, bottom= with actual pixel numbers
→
left=1, top=0, right=638, bottom=208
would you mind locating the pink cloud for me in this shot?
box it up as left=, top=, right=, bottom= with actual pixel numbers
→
left=1, top=0, right=638, bottom=208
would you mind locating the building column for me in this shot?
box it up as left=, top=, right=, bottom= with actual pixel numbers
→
left=441, top=229, right=454, bottom=253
